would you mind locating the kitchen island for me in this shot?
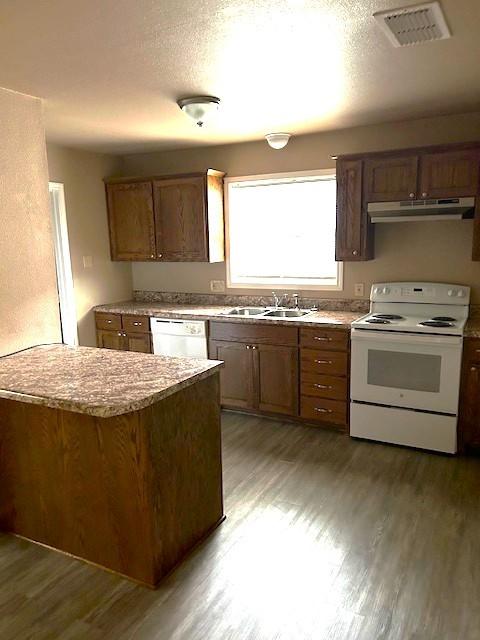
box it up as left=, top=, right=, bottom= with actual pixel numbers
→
left=0, top=345, right=224, bottom=587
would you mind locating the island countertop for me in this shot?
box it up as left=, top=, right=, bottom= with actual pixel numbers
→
left=0, top=344, right=223, bottom=418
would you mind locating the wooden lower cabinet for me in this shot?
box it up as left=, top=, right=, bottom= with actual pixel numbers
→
left=256, top=344, right=298, bottom=416
left=459, top=338, right=480, bottom=451
left=95, top=312, right=153, bottom=354
left=209, top=339, right=298, bottom=416
left=299, top=327, right=349, bottom=430
left=97, top=329, right=152, bottom=353
left=97, top=329, right=125, bottom=351
left=124, top=332, right=152, bottom=353
left=208, top=340, right=254, bottom=410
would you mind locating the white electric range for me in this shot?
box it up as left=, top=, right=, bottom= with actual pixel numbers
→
left=350, top=282, right=470, bottom=454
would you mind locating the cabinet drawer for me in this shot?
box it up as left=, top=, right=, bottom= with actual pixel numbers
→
left=301, top=396, right=347, bottom=425
left=300, top=327, right=349, bottom=351
left=301, top=349, right=348, bottom=376
left=122, top=314, right=150, bottom=334
left=210, top=321, right=298, bottom=346
left=95, top=312, right=122, bottom=331
left=301, top=373, right=347, bottom=401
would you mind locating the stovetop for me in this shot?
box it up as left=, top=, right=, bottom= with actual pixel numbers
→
left=352, top=282, right=470, bottom=336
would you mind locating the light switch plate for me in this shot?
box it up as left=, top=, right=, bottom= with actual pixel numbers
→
left=83, top=255, right=93, bottom=269
left=354, top=283, right=365, bottom=297
left=210, top=279, right=226, bottom=293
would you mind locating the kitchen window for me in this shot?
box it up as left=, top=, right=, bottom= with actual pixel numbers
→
left=225, top=170, right=342, bottom=290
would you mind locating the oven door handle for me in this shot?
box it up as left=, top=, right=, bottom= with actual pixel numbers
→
left=351, top=328, right=462, bottom=347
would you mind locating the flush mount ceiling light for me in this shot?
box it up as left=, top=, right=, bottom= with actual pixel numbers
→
left=265, top=133, right=291, bottom=150
left=177, top=96, right=220, bottom=127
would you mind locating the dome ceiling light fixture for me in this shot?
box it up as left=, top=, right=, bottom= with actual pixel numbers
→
left=177, top=96, right=220, bottom=127
left=265, top=133, right=291, bottom=150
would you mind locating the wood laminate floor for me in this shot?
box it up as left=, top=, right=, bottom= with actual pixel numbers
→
left=1, top=411, right=480, bottom=640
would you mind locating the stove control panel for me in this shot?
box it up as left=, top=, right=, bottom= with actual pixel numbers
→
left=371, top=282, right=470, bottom=305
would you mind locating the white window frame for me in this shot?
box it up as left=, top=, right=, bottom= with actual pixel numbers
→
left=49, top=182, right=78, bottom=346
left=225, top=169, right=343, bottom=291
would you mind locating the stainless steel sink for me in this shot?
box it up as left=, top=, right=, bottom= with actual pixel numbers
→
left=263, top=309, right=311, bottom=318
left=226, top=307, right=268, bottom=316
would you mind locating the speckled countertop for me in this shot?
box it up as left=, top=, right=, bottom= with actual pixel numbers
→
left=0, top=345, right=223, bottom=418
left=94, top=301, right=362, bottom=329
left=465, top=319, right=480, bottom=338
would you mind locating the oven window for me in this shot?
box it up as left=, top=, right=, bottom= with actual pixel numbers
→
left=367, top=350, right=442, bottom=392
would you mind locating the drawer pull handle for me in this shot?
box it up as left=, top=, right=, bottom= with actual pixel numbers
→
left=133, top=322, right=142, bottom=326
left=314, top=384, right=332, bottom=389
left=313, top=336, right=332, bottom=341
left=315, top=359, right=333, bottom=364
left=106, top=319, right=112, bottom=324
left=314, top=407, right=333, bottom=413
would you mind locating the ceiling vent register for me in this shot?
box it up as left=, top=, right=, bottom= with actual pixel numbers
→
left=374, top=1, right=451, bottom=47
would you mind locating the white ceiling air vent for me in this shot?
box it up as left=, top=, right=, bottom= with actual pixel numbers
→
left=374, top=2, right=451, bottom=47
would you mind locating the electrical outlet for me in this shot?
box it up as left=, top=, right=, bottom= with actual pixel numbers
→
left=210, top=280, right=225, bottom=293
left=354, top=283, right=365, bottom=297
left=83, top=255, right=93, bottom=269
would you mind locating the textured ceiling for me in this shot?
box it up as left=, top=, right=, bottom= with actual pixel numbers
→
left=0, top=0, right=479, bottom=153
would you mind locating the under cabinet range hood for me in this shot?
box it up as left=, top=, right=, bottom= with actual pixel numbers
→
left=368, top=197, right=475, bottom=223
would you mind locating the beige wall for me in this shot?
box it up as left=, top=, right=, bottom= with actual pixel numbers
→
left=47, top=145, right=133, bottom=346
left=0, top=87, right=61, bottom=356
left=122, top=110, right=480, bottom=302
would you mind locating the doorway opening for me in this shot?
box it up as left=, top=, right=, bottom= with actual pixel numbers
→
left=49, top=182, right=78, bottom=346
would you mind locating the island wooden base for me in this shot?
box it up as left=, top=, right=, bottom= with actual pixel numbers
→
left=0, top=374, right=223, bottom=587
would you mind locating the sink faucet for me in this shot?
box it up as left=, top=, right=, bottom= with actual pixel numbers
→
left=272, top=291, right=287, bottom=309
left=292, top=293, right=300, bottom=310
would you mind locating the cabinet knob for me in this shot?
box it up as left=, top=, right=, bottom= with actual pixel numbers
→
left=471, top=366, right=478, bottom=372
left=150, top=254, right=154, bottom=258
left=117, top=332, right=122, bottom=336
left=409, top=192, right=415, bottom=198
left=422, top=192, right=428, bottom=198
left=352, top=250, right=358, bottom=256
left=106, top=320, right=112, bottom=324
left=158, top=253, right=162, bottom=258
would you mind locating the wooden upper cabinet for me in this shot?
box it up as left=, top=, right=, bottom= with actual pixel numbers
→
left=106, top=182, right=156, bottom=261
left=335, top=159, right=372, bottom=261
left=364, top=155, right=418, bottom=202
left=153, top=176, right=208, bottom=261
left=419, top=150, right=480, bottom=199
left=106, top=170, right=225, bottom=263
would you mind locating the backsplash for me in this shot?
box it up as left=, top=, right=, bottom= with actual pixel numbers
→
left=133, top=290, right=371, bottom=313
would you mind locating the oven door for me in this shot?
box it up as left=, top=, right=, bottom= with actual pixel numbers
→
left=350, top=328, right=463, bottom=414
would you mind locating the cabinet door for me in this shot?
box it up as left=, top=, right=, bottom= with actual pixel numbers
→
left=124, top=332, right=152, bottom=354
left=335, top=159, right=372, bottom=261
left=459, top=340, right=480, bottom=450
left=364, top=155, right=418, bottom=202
left=209, top=340, right=255, bottom=409
left=255, top=345, right=298, bottom=416
left=106, top=182, right=156, bottom=261
left=419, top=150, right=480, bottom=199
left=97, top=330, right=125, bottom=351
left=153, top=176, right=209, bottom=261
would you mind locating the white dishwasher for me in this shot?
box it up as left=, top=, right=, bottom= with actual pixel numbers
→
left=150, top=318, right=208, bottom=358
